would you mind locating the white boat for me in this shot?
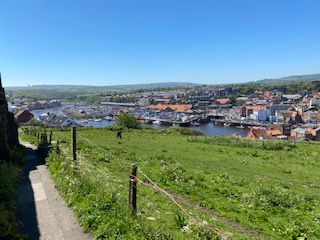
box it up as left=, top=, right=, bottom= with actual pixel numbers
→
left=152, top=120, right=161, bottom=125
left=79, top=119, right=88, bottom=123
left=224, top=123, right=231, bottom=127
left=191, top=122, right=200, bottom=126
left=144, top=119, right=153, bottom=124
left=105, top=116, right=113, bottom=121
left=94, top=118, right=102, bottom=122
left=236, top=125, right=245, bottom=129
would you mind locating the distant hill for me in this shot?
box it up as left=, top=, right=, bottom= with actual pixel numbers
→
left=5, top=82, right=201, bottom=92
left=5, top=74, right=320, bottom=92
left=255, top=74, right=320, bottom=84
left=102, top=82, right=201, bottom=90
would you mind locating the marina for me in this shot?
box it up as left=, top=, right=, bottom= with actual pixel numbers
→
left=31, top=108, right=249, bottom=137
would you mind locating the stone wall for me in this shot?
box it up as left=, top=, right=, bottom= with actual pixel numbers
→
left=7, top=112, right=19, bottom=147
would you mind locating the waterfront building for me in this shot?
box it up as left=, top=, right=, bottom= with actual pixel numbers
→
left=147, top=104, right=193, bottom=113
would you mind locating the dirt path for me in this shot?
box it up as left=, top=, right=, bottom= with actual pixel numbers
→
left=17, top=141, right=92, bottom=240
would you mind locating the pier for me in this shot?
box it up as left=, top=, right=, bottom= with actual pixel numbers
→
left=143, top=116, right=200, bottom=127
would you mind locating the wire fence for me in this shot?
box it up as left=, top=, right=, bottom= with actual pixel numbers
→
left=76, top=131, right=228, bottom=239
left=23, top=127, right=229, bottom=239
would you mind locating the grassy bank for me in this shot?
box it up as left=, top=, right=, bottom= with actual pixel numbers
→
left=0, top=146, right=26, bottom=239
left=20, top=127, right=320, bottom=239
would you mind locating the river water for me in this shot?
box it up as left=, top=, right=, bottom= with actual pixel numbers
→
left=31, top=109, right=249, bottom=137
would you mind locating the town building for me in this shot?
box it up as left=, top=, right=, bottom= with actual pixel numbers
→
left=41, top=113, right=80, bottom=127
left=267, top=123, right=292, bottom=136
left=247, top=127, right=275, bottom=140
left=147, top=104, right=193, bottom=113
left=13, top=109, right=34, bottom=125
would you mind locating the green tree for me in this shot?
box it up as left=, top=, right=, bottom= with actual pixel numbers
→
left=116, top=113, right=140, bottom=129
left=28, top=118, right=42, bottom=126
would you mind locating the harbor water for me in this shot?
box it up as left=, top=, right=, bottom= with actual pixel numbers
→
left=31, top=109, right=249, bottom=137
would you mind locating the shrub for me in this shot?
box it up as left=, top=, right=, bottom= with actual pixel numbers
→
left=166, top=127, right=205, bottom=136
left=116, top=113, right=140, bottom=129
left=37, top=142, right=53, bottom=158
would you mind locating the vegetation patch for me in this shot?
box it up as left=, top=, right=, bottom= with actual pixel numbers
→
left=0, top=146, right=26, bottom=240
left=19, top=127, right=320, bottom=239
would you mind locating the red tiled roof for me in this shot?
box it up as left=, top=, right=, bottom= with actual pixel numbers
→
left=247, top=127, right=275, bottom=140
left=264, top=91, right=271, bottom=97
left=147, top=104, right=192, bottom=113
left=266, top=129, right=282, bottom=136
left=14, top=109, right=33, bottom=118
left=216, top=98, right=230, bottom=104
left=246, top=105, right=267, bottom=112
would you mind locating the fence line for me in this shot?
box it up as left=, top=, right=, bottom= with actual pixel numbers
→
left=134, top=173, right=227, bottom=240
left=22, top=128, right=229, bottom=239
left=23, top=128, right=228, bottom=238
left=76, top=132, right=227, bottom=239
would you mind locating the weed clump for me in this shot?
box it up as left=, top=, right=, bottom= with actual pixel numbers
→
left=166, top=127, right=205, bottom=136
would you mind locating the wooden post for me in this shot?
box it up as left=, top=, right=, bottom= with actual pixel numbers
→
left=56, top=140, right=60, bottom=155
left=43, top=130, right=48, bottom=144
left=49, top=131, right=52, bottom=144
left=128, top=164, right=137, bottom=212
left=71, top=127, right=77, bottom=171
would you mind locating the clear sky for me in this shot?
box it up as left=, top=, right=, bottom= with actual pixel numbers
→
left=1, top=0, right=320, bottom=87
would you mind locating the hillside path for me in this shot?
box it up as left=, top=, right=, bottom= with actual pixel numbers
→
left=17, top=140, right=92, bottom=240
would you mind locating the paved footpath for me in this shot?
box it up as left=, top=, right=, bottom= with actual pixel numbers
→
left=17, top=141, right=92, bottom=240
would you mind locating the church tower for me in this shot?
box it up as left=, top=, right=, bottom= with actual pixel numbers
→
left=0, top=72, right=10, bottom=160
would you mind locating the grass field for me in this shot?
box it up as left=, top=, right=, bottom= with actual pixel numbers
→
left=20, top=126, right=320, bottom=239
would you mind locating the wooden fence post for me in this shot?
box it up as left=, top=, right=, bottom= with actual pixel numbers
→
left=56, top=140, right=60, bottom=155
left=71, top=127, right=77, bottom=172
left=128, top=164, right=137, bottom=212
left=43, top=130, right=48, bottom=144
left=49, top=130, right=52, bottom=144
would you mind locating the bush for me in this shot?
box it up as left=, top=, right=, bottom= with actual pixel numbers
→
left=37, top=142, right=53, bottom=158
left=166, top=127, right=205, bottom=136
left=115, top=113, right=140, bottom=129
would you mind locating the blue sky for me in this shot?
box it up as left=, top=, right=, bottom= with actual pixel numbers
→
left=1, top=0, right=320, bottom=87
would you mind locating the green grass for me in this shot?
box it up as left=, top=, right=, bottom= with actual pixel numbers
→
left=20, top=127, right=320, bottom=239
left=0, top=146, right=26, bottom=239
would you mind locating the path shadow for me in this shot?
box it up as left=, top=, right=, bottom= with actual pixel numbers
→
left=17, top=146, right=45, bottom=240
